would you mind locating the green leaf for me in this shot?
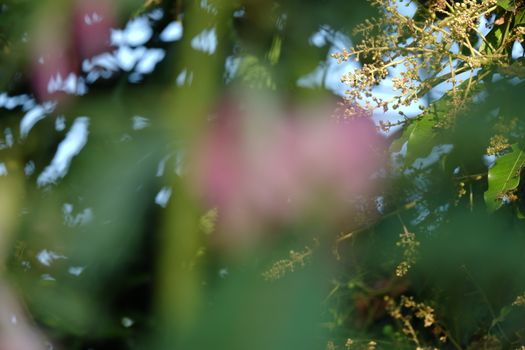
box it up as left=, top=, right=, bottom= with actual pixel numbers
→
left=389, top=123, right=413, bottom=153
left=484, top=144, right=525, bottom=212
left=236, top=55, right=276, bottom=90
left=497, top=0, right=513, bottom=10
left=403, top=111, right=441, bottom=166
left=517, top=206, right=525, bottom=219
left=490, top=305, right=512, bottom=328
left=389, top=115, right=438, bottom=167
left=389, top=100, right=450, bottom=166
left=389, top=79, right=486, bottom=167
left=515, top=9, right=525, bottom=26
left=480, top=26, right=504, bottom=55
left=267, top=35, right=282, bottom=66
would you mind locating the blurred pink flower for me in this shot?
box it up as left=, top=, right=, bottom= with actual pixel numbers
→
left=0, top=285, right=47, bottom=350
left=31, top=0, right=115, bottom=101
left=73, top=0, right=115, bottom=59
left=190, top=98, right=386, bottom=243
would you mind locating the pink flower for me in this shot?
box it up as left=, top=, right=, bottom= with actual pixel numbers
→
left=190, top=97, right=386, bottom=244
left=31, top=0, right=115, bottom=102
left=73, top=0, right=115, bottom=59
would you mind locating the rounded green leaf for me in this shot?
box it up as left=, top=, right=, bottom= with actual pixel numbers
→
left=484, top=144, right=525, bottom=212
